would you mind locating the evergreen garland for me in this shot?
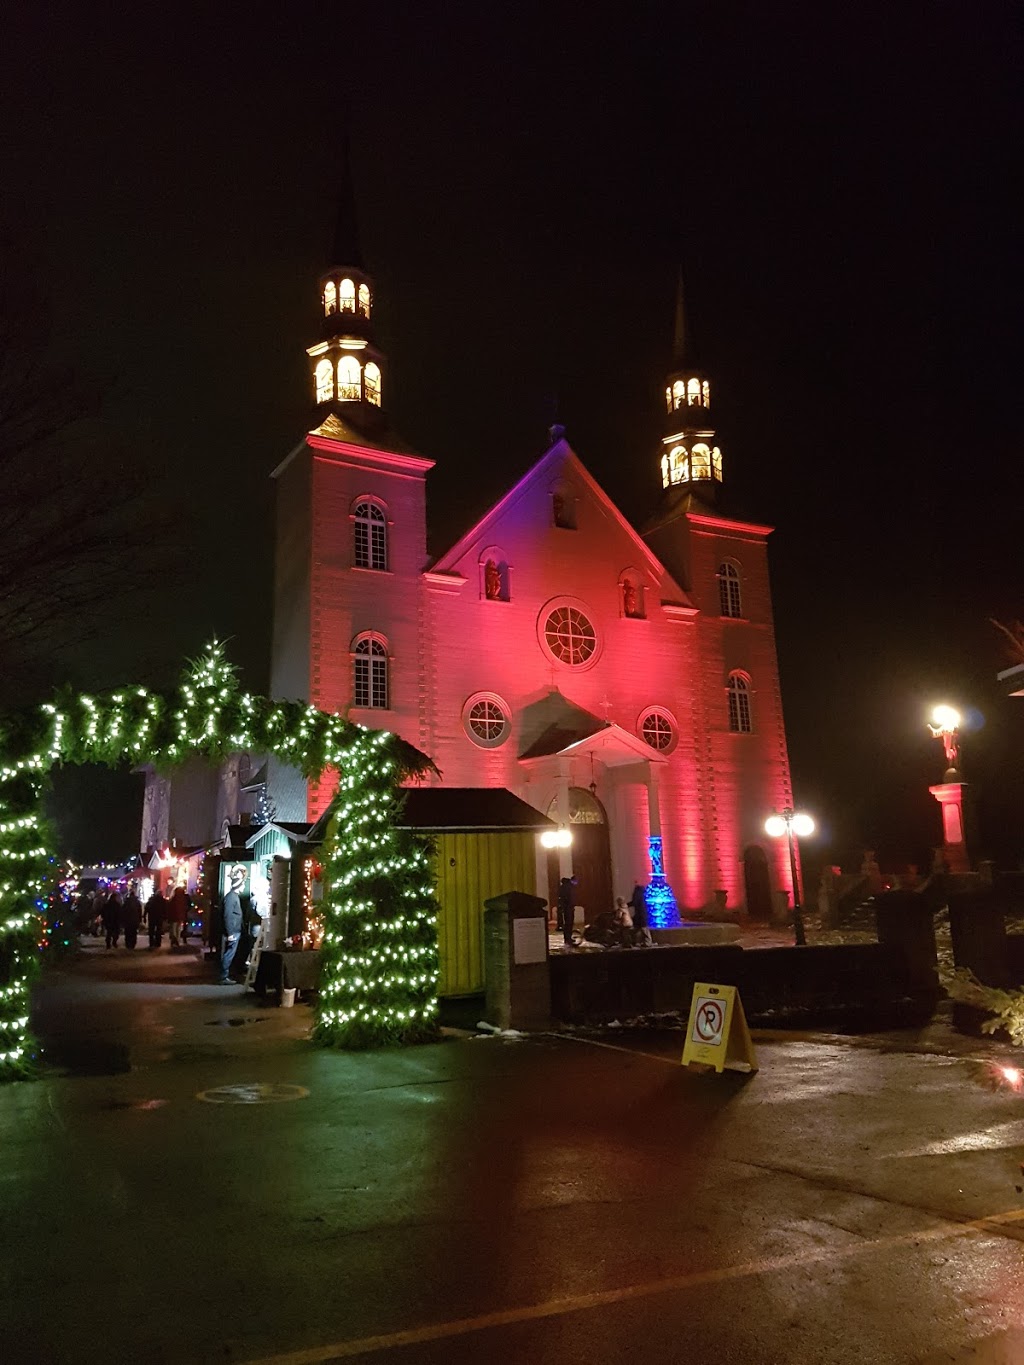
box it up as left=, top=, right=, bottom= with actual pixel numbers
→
left=0, top=641, right=440, bottom=1081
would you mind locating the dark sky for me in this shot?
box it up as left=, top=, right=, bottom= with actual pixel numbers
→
left=3, top=2, right=1023, bottom=866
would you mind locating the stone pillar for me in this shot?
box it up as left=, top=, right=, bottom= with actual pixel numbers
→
left=874, top=891, right=939, bottom=996
left=555, top=760, right=573, bottom=880
left=929, top=781, right=970, bottom=874
left=947, top=892, right=1009, bottom=987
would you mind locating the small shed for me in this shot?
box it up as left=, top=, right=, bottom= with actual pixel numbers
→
left=397, top=788, right=556, bottom=997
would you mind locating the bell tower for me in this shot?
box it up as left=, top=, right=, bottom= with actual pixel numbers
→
left=659, top=276, right=723, bottom=503
left=307, top=138, right=386, bottom=436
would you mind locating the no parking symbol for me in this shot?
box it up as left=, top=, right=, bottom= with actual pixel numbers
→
left=691, top=995, right=726, bottom=1047
left=681, top=982, right=758, bottom=1074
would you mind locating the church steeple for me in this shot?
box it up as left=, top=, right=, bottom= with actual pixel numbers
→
left=659, top=274, right=722, bottom=499
left=307, top=142, right=385, bottom=430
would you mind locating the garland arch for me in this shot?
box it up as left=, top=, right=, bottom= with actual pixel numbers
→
left=0, top=642, right=440, bottom=1081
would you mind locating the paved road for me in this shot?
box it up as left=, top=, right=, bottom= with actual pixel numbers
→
left=3, top=944, right=1024, bottom=1363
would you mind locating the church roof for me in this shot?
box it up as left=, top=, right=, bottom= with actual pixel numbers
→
left=428, top=436, right=691, bottom=607
left=310, top=411, right=421, bottom=456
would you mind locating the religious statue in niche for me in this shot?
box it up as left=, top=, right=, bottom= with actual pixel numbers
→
left=484, top=559, right=502, bottom=600
left=622, top=580, right=639, bottom=617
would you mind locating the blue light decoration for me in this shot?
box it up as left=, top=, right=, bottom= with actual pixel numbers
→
left=644, top=834, right=680, bottom=929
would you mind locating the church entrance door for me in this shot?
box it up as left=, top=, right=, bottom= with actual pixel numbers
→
left=743, top=843, right=773, bottom=921
left=546, top=787, right=613, bottom=926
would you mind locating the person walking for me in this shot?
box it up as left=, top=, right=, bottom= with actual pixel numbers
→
left=102, top=889, right=122, bottom=949
left=121, top=888, right=142, bottom=950
left=629, top=883, right=653, bottom=947
left=145, top=886, right=167, bottom=949
left=219, top=879, right=243, bottom=985
left=167, top=885, right=188, bottom=948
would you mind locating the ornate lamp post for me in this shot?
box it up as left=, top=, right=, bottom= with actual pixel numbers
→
left=926, top=704, right=970, bottom=873
left=765, top=808, right=815, bottom=946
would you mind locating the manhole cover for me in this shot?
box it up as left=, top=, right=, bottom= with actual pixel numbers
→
left=196, top=1082, right=309, bottom=1105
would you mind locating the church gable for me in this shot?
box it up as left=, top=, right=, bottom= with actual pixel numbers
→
left=428, top=437, right=693, bottom=612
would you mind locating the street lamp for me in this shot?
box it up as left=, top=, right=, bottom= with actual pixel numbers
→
left=764, top=807, right=815, bottom=946
left=927, top=704, right=962, bottom=777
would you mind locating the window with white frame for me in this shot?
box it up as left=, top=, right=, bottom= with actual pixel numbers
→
left=364, top=361, right=381, bottom=407
left=338, top=355, right=361, bottom=401
left=353, top=501, right=387, bottom=570
left=354, top=636, right=389, bottom=709
left=314, top=358, right=334, bottom=404
left=727, top=673, right=752, bottom=733
left=717, top=562, right=742, bottom=618
left=462, top=692, right=511, bottom=748
left=639, top=708, right=675, bottom=751
left=358, top=283, right=371, bottom=317
left=340, top=278, right=356, bottom=312
left=324, top=282, right=337, bottom=315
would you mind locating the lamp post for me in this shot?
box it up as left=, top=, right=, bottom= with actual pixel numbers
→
left=765, top=807, right=815, bottom=946
left=927, top=704, right=962, bottom=778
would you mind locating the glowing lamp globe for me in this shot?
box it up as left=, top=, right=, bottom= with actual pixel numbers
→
left=792, top=814, right=815, bottom=837
left=931, top=704, right=961, bottom=732
left=764, top=815, right=786, bottom=838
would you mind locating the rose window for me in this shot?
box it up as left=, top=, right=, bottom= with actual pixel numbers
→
left=543, top=607, right=597, bottom=666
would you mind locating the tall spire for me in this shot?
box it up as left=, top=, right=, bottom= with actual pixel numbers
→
left=330, top=131, right=363, bottom=270
left=671, top=269, right=688, bottom=367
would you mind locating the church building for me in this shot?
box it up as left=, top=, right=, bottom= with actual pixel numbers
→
left=265, top=179, right=797, bottom=926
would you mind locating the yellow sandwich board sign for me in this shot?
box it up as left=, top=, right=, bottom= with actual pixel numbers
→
left=681, top=982, right=758, bottom=1074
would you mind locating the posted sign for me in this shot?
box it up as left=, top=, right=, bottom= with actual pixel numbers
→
left=681, top=982, right=758, bottom=1074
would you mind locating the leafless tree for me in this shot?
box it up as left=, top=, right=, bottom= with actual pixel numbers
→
left=0, top=258, right=158, bottom=697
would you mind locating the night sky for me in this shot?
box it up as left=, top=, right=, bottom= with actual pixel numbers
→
left=3, top=3, right=1023, bottom=867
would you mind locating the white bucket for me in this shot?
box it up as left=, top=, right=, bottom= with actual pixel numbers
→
left=280, top=987, right=297, bottom=1008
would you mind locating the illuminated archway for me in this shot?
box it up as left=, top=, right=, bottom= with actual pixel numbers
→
left=0, top=641, right=439, bottom=1081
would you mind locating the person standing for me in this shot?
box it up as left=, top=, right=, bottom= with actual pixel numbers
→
left=557, top=876, right=577, bottom=946
left=121, top=887, right=142, bottom=950
left=220, top=880, right=243, bottom=985
left=146, top=886, right=167, bottom=949
left=167, top=885, right=188, bottom=948
left=102, top=889, right=122, bottom=949
left=629, top=883, right=653, bottom=947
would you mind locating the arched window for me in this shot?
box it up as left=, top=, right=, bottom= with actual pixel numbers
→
left=358, top=283, right=371, bottom=317
left=324, top=282, right=337, bottom=315
left=691, top=442, right=711, bottom=481
left=668, top=445, right=688, bottom=484
left=340, top=278, right=356, bottom=312
left=727, top=674, right=752, bottom=733
left=660, top=453, right=670, bottom=488
left=717, top=562, right=742, bottom=618
left=364, top=362, right=381, bottom=407
left=672, top=380, right=685, bottom=410
left=711, top=446, right=723, bottom=481
left=314, top=358, right=334, bottom=404
left=353, top=635, right=389, bottom=709
left=337, top=355, right=361, bottom=401
left=687, top=377, right=701, bottom=405
left=353, top=501, right=387, bottom=570
left=702, top=379, right=710, bottom=407
left=665, top=386, right=672, bottom=413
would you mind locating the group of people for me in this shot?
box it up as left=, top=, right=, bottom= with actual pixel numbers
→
left=75, top=885, right=194, bottom=950
left=555, top=878, right=654, bottom=949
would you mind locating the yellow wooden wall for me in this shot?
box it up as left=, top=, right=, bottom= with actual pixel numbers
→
left=434, top=831, right=539, bottom=996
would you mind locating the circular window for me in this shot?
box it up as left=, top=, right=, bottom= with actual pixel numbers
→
left=462, top=693, right=511, bottom=748
left=543, top=605, right=597, bottom=666
left=638, top=707, right=677, bottom=753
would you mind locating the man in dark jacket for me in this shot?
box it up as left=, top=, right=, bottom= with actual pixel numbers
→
left=121, top=889, right=143, bottom=949
left=219, top=870, right=245, bottom=984
left=557, top=876, right=578, bottom=946
left=146, top=888, right=167, bottom=949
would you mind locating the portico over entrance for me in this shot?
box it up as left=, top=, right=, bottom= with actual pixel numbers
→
left=518, top=715, right=676, bottom=926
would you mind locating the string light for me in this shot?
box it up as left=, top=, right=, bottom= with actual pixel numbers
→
left=0, top=639, right=440, bottom=1080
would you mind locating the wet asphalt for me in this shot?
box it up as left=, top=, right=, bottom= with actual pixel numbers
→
left=3, top=943, right=1024, bottom=1364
